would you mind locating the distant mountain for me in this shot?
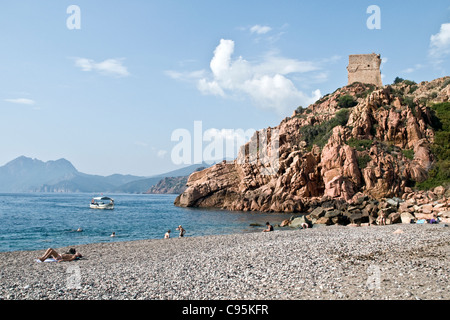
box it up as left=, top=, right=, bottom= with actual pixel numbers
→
left=0, top=156, right=210, bottom=193
left=0, top=156, right=144, bottom=193
left=112, top=177, right=162, bottom=194
left=0, top=157, right=75, bottom=192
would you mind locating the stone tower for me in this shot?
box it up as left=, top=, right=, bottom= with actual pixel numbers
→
left=347, top=53, right=382, bottom=87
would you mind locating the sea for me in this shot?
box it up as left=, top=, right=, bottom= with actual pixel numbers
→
left=0, top=193, right=294, bottom=252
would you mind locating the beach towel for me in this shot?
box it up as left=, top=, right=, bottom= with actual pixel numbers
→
left=35, top=258, right=57, bottom=263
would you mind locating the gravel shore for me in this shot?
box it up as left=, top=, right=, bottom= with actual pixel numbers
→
left=0, top=224, right=449, bottom=300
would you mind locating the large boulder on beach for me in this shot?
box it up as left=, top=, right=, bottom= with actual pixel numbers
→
left=440, top=211, right=450, bottom=218
left=349, top=212, right=366, bottom=225
left=309, top=207, right=326, bottom=219
left=401, top=212, right=415, bottom=224
left=315, top=216, right=332, bottom=225
left=387, top=212, right=401, bottom=224
left=324, top=210, right=341, bottom=219
left=289, top=216, right=311, bottom=228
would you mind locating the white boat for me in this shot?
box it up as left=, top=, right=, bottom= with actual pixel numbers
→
left=90, top=196, right=114, bottom=210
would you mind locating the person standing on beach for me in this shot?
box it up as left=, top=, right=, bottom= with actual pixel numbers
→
left=380, top=211, right=387, bottom=225
left=176, top=225, right=186, bottom=238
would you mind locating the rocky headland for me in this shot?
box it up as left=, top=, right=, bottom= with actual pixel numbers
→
left=145, top=176, right=189, bottom=194
left=175, top=77, right=450, bottom=227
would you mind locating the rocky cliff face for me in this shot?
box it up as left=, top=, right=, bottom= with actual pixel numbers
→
left=175, top=77, right=450, bottom=214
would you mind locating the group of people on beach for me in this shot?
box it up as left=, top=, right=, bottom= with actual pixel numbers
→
left=164, top=225, right=186, bottom=239
left=75, top=225, right=186, bottom=240
left=37, top=222, right=276, bottom=263
left=164, top=222, right=276, bottom=239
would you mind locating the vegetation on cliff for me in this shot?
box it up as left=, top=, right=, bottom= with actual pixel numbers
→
left=417, top=102, right=450, bottom=189
left=299, top=107, right=351, bottom=149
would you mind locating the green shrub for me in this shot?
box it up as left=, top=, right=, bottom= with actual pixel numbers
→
left=441, top=78, right=450, bottom=89
left=393, top=77, right=404, bottom=84
left=299, top=108, right=351, bottom=148
left=355, top=84, right=376, bottom=99
left=346, top=138, right=373, bottom=151
left=392, top=77, right=416, bottom=87
left=357, top=155, right=372, bottom=169
left=403, top=80, right=416, bottom=86
left=416, top=102, right=450, bottom=189
left=315, top=94, right=330, bottom=105
left=338, top=95, right=357, bottom=109
left=370, top=124, right=379, bottom=137
left=296, top=106, right=305, bottom=114
left=401, top=149, right=414, bottom=160
left=333, top=108, right=352, bottom=125
left=403, top=96, right=415, bottom=114
left=416, top=160, right=450, bottom=189
left=294, top=106, right=313, bottom=119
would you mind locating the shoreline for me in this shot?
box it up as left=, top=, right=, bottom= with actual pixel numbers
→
left=0, top=222, right=294, bottom=254
left=0, top=223, right=449, bottom=300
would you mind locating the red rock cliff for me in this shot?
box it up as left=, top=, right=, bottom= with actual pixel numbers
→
left=175, top=77, right=450, bottom=212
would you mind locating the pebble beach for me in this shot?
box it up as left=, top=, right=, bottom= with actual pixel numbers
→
left=0, top=224, right=449, bottom=300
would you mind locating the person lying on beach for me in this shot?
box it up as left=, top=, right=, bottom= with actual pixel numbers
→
left=263, top=222, right=274, bottom=232
left=37, top=248, right=82, bottom=263
left=164, top=230, right=171, bottom=239
left=176, top=225, right=186, bottom=238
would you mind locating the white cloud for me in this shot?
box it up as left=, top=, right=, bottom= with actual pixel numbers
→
left=250, top=25, right=272, bottom=35
left=197, top=79, right=225, bottom=96
left=172, top=39, right=322, bottom=115
left=403, top=67, right=415, bottom=74
left=4, top=98, right=35, bottom=105
left=429, top=23, right=450, bottom=64
left=254, top=53, right=319, bottom=75
left=402, top=64, right=424, bottom=74
left=74, top=58, right=130, bottom=77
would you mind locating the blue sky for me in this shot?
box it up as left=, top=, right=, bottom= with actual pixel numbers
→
left=0, top=0, right=449, bottom=176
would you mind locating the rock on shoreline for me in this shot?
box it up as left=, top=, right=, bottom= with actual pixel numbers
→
left=279, top=186, right=449, bottom=228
